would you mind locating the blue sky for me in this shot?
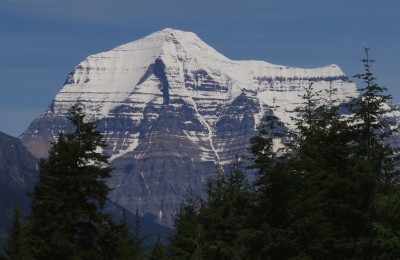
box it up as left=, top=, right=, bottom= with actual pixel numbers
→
left=1, top=0, right=399, bottom=137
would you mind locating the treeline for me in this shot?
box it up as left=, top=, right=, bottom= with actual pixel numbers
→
left=168, top=49, right=400, bottom=259
left=1, top=107, right=156, bottom=259
left=3, top=49, right=400, bottom=259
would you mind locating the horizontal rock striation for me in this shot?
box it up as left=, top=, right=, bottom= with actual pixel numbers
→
left=20, top=28, right=358, bottom=226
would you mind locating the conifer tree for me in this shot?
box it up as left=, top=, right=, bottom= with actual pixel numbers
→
left=248, top=79, right=387, bottom=258
left=168, top=50, right=400, bottom=259
left=372, top=190, right=400, bottom=258
left=116, top=209, right=146, bottom=260
left=248, top=100, right=300, bottom=259
left=169, top=161, right=255, bottom=259
left=26, top=106, right=116, bottom=259
left=4, top=208, right=30, bottom=260
left=347, top=48, right=400, bottom=256
left=169, top=190, right=203, bottom=259
left=351, top=48, right=395, bottom=161
left=199, top=161, right=254, bottom=259
left=149, top=233, right=167, bottom=260
left=132, top=209, right=146, bottom=258
left=288, top=84, right=366, bottom=258
left=248, top=49, right=400, bottom=258
left=347, top=49, right=400, bottom=257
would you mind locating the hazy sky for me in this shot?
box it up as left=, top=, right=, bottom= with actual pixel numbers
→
left=1, top=0, right=399, bottom=136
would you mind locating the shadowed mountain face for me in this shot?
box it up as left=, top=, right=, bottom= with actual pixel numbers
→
left=20, top=28, right=358, bottom=226
left=0, top=131, right=38, bottom=251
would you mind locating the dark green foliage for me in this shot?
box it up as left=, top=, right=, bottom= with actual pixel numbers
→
left=348, top=48, right=400, bottom=256
left=290, top=84, right=371, bottom=258
left=351, top=48, right=394, bottom=157
left=200, top=161, right=254, bottom=259
left=26, top=107, right=117, bottom=259
left=349, top=48, right=399, bottom=189
left=242, top=49, right=400, bottom=259
left=149, top=233, right=167, bottom=260
left=169, top=161, right=255, bottom=259
left=4, top=208, right=30, bottom=259
left=170, top=49, right=400, bottom=258
left=248, top=84, right=356, bottom=258
left=372, top=191, right=400, bottom=258
left=167, top=49, right=400, bottom=259
left=169, top=190, right=203, bottom=259
left=248, top=99, right=287, bottom=172
left=3, top=50, right=396, bottom=259
left=116, top=209, right=146, bottom=260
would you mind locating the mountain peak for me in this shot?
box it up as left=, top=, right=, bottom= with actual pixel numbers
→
left=23, top=28, right=356, bottom=133
left=112, top=28, right=227, bottom=63
left=113, top=28, right=201, bottom=50
left=21, top=29, right=358, bottom=226
left=150, top=27, right=197, bottom=38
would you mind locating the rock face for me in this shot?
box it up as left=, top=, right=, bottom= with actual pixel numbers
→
left=0, top=131, right=38, bottom=251
left=20, top=28, right=357, bottom=226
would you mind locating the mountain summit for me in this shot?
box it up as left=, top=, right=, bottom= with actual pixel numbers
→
left=20, top=28, right=357, bottom=225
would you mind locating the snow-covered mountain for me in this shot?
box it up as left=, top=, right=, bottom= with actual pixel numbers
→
left=20, top=28, right=358, bottom=226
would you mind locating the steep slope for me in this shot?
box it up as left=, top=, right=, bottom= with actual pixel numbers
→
left=20, top=28, right=357, bottom=226
left=0, top=131, right=38, bottom=251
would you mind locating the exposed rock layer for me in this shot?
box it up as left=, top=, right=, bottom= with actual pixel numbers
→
left=20, top=28, right=357, bottom=226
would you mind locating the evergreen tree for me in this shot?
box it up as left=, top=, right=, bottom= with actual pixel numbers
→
left=168, top=190, right=203, bottom=259
left=372, top=190, right=400, bottom=259
left=167, top=50, right=400, bottom=259
left=348, top=48, right=400, bottom=256
left=116, top=209, right=146, bottom=260
left=247, top=50, right=400, bottom=258
left=247, top=78, right=392, bottom=258
left=288, top=84, right=366, bottom=258
left=350, top=48, right=395, bottom=161
left=149, top=233, right=167, bottom=260
left=132, top=209, right=146, bottom=258
left=26, top=106, right=116, bottom=259
left=169, top=161, right=255, bottom=259
left=348, top=48, right=400, bottom=258
left=199, top=161, right=254, bottom=260
left=4, top=208, right=30, bottom=260
left=248, top=97, right=303, bottom=258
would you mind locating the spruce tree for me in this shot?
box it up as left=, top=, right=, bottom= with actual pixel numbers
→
left=288, top=84, right=365, bottom=258
left=247, top=50, right=400, bottom=258
left=372, top=190, right=400, bottom=258
left=199, top=161, right=254, bottom=260
left=168, top=190, right=203, bottom=259
left=348, top=48, right=400, bottom=256
left=169, top=161, right=255, bottom=259
left=347, top=49, right=400, bottom=257
left=4, top=208, right=30, bottom=259
left=248, top=80, right=386, bottom=258
left=166, top=49, right=400, bottom=259
left=351, top=48, right=395, bottom=161
left=149, top=233, right=167, bottom=260
left=116, top=209, right=146, bottom=260
left=26, top=106, right=116, bottom=259
left=248, top=99, right=301, bottom=259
